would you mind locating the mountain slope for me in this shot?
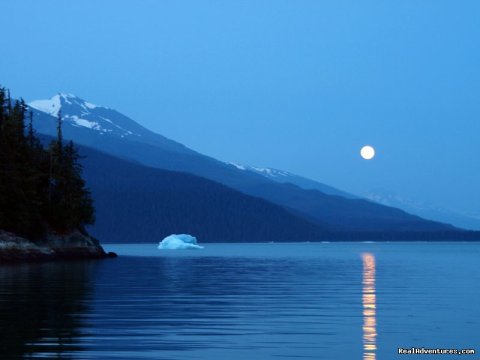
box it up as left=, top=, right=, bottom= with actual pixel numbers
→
left=30, top=93, right=193, bottom=154
left=29, top=94, right=461, bottom=234
left=74, top=144, right=330, bottom=243
left=228, top=163, right=357, bottom=199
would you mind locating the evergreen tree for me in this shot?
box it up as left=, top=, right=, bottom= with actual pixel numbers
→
left=47, top=111, right=95, bottom=233
left=63, top=141, right=95, bottom=229
left=0, top=87, right=7, bottom=230
left=0, top=86, right=95, bottom=240
left=0, top=95, right=42, bottom=237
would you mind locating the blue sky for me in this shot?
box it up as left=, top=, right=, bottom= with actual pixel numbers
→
left=2, top=0, right=479, bottom=214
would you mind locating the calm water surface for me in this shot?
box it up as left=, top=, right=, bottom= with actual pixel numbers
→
left=0, top=242, right=479, bottom=359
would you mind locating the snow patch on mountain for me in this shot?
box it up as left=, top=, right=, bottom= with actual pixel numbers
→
left=84, top=101, right=97, bottom=110
left=66, top=115, right=108, bottom=132
left=68, top=115, right=96, bottom=129
left=250, top=166, right=290, bottom=178
left=60, top=93, right=74, bottom=104
left=227, top=162, right=357, bottom=199
left=229, top=163, right=290, bottom=178
left=29, top=95, right=62, bottom=117
left=229, top=163, right=247, bottom=171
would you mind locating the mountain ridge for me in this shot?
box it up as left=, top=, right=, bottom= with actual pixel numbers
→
left=30, top=93, right=194, bottom=154
left=28, top=93, right=467, bottom=235
left=228, top=162, right=357, bottom=199
left=74, top=141, right=480, bottom=242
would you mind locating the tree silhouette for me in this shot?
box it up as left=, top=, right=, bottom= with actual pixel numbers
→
left=0, top=86, right=95, bottom=240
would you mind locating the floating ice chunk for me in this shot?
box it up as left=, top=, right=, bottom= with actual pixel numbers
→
left=158, top=234, right=204, bottom=250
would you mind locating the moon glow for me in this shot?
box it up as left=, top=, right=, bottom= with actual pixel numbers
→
left=360, top=145, right=375, bottom=160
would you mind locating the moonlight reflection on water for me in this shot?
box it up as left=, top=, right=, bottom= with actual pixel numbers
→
left=362, top=252, right=377, bottom=360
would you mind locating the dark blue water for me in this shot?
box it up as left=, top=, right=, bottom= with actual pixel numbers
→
left=0, top=242, right=479, bottom=359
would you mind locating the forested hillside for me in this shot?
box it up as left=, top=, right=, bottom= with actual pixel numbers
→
left=0, top=87, right=94, bottom=240
left=78, top=145, right=330, bottom=243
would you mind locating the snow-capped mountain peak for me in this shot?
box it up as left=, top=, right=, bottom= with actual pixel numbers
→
left=28, top=92, right=192, bottom=155
left=29, top=93, right=101, bottom=117
left=28, top=93, right=143, bottom=138
left=58, top=93, right=100, bottom=110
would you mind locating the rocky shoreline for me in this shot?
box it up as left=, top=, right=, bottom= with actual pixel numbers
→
left=0, top=229, right=117, bottom=263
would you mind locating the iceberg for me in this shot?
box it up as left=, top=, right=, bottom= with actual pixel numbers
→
left=158, top=234, right=204, bottom=250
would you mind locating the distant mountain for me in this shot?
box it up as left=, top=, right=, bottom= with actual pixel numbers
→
left=29, top=94, right=463, bottom=236
left=232, top=163, right=480, bottom=231
left=60, top=141, right=477, bottom=243
left=364, top=189, right=480, bottom=231
left=228, top=163, right=357, bottom=199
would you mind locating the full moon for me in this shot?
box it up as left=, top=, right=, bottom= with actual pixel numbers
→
left=360, top=145, right=375, bottom=160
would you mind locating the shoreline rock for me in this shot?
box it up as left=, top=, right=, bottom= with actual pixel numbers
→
left=0, top=229, right=117, bottom=263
